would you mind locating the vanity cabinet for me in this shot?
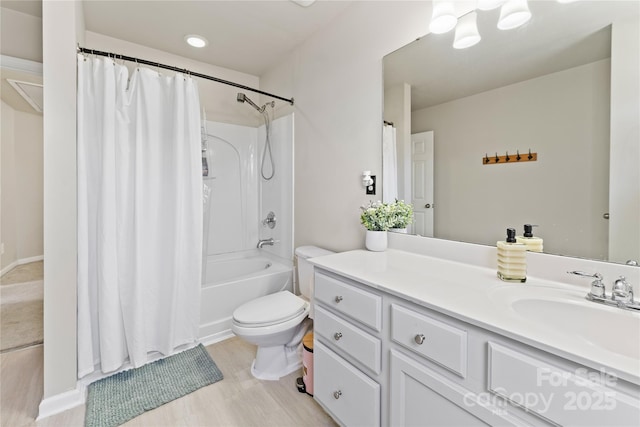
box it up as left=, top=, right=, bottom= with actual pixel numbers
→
left=313, top=272, right=384, bottom=426
left=313, top=268, right=640, bottom=427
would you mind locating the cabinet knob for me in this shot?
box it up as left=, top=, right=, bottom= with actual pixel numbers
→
left=414, top=334, right=426, bottom=345
left=333, top=390, right=342, bottom=399
left=335, top=296, right=343, bottom=303
left=334, top=332, right=343, bottom=341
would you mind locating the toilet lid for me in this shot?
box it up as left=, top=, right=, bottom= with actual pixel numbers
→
left=233, top=291, right=307, bottom=326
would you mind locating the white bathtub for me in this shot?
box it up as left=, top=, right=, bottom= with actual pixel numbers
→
left=199, top=251, right=293, bottom=343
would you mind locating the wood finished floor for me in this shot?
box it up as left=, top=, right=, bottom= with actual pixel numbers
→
left=0, top=337, right=337, bottom=427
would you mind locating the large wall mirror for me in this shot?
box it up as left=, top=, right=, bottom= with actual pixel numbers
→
left=383, top=0, right=639, bottom=265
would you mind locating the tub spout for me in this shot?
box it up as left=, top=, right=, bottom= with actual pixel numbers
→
left=257, top=238, right=275, bottom=248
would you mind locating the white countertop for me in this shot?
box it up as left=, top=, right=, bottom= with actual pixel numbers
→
left=310, top=249, right=640, bottom=384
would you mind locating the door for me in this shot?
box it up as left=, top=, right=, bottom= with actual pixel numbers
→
left=411, top=131, right=434, bottom=237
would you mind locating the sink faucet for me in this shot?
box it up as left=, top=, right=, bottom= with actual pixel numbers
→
left=612, top=276, right=634, bottom=304
left=257, top=238, right=275, bottom=248
left=568, top=271, right=640, bottom=311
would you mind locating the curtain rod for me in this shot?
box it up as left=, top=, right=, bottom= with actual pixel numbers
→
left=77, top=46, right=295, bottom=106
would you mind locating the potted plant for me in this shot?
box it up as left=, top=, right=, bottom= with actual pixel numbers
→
left=360, top=201, right=394, bottom=251
left=388, top=199, right=414, bottom=233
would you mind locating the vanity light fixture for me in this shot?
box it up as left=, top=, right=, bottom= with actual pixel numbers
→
left=453, top=12, right=481, bottom=49
left=429, top=0, right=458, bottom=34
left=362, top=171, right=374, bottom=188
left=185, top=34, right=208, bottom=48
left=497, top=0, right=532, bottom=30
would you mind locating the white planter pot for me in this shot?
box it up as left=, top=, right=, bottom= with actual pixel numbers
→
left=365, top=230, right=388, bottom=252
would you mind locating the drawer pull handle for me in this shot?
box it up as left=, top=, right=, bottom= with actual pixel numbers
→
left=333, top=390, right=342, bottom=399
left=335, top=296, right=343, bottom=303
left=414, top=334, right=426, bottom=345
left=334, top=332, right=343, bottom=341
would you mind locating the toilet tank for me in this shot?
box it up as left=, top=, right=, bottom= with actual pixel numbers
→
left=295, top=246, right=334, bottom=299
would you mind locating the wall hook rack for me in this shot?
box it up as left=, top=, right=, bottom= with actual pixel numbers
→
left=483, top=149, right=537, bottom=165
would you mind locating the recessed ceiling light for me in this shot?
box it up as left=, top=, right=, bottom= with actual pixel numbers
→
left=185, top=35, right=208, bottom=48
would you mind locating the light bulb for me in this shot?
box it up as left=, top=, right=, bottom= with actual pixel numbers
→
left=498, top=0, right=532, bottom=30
left=454, top=12, right=481, bottom=49
left=429, top=1, right=458, bottom=34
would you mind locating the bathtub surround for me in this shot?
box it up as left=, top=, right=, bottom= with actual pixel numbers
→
left=76, top=55, right=203, bottom=378
left=84, top=344, right=223, bottom=427
left=199, top=115, right=295, bottom=344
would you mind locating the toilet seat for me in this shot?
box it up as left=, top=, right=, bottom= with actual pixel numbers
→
left=233, top=291, right=307, bottom=327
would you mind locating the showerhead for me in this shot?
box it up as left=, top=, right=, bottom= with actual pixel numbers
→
left=236, top=92, right=264, bottom=113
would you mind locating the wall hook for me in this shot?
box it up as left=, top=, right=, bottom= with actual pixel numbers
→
left=516, top=150, right=521, bottom=161
left=505, top=151, right=510, bottom=162
left=484, top=153, right=490, bottom=164
left=495, top=152, right=499, bottom=163
left=528, top=149, right=533, bottom=160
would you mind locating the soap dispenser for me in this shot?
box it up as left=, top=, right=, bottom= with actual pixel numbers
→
left=516, top=224, right=543, bottom=252
left=497, top=228, right=527, bottom=282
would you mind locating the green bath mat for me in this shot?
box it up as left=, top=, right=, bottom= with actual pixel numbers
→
left=85, top=344, right=223, bottom=427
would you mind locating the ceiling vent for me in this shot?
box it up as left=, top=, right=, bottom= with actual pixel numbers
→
left=7, top=79, right=43, bottom=113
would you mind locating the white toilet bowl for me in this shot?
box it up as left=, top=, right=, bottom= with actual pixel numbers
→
left=231, top=246, right=334, bottom=381
left=232, top=291, right=311, bottom=380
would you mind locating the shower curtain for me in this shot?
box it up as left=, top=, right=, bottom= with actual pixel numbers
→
left=77, top=55, right=203, bottom=377
left=382, top=123, right=398, bottom=203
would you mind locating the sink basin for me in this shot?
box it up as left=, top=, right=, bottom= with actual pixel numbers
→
left=490, top=285, right=640, bottom=360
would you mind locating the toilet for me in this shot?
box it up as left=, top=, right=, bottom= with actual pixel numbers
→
left=231, top=246, right=334, bottom=380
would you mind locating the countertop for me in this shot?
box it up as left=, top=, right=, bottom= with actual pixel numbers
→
left=310, top=249, right=640, bottom=384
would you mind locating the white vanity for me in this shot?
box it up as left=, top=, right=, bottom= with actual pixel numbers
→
left=310, top=244, right=640, bottom=426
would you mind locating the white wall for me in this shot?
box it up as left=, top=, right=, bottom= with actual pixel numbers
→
left=260, top=1, right=434, bottom=252
left=0, top=7, right=43, bottom=63
left=40, top=0, right=83, bottom=410
left=14, top=111, right=43, bottom=262
left=1, top=102, right=44, bottom=273
left=412, top=60, right=611, bottom=260
left=1, top=100, right=17, bottom=271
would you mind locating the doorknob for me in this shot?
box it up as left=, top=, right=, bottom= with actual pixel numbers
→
left=425, top=204, right=431, bottom=208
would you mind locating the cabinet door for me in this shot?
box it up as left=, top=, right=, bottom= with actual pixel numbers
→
left=315, top=341, right=381, bottom=427
left=390, top=350, right=528, bottom=427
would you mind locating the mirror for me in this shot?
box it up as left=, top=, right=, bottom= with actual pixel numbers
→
left=383, top=0, right=639, bottom=264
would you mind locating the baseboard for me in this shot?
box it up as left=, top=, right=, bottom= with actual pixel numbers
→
left=18, top=255, right=44, bottom=265
left=0, top=255, right=43, bottom=276
left=0, top=261, right=18, bottom=277
left=199, top=330, right=235, bottom=347
left=37, top=386, right=85, bottom=420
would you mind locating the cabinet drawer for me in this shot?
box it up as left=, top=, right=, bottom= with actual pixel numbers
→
left=315, top=272, right=382, bottom=331
left=315, top=305, right=382, bottom=374
left=488, top=342, right=640, bottom=426
left=391, top=304, right=467, bottom=377
left=314, top=340, right=380, bottom=427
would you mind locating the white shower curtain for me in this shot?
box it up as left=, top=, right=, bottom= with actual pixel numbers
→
left=77, top=55, right=203, bottom=377
left=382, top=123, right=398, bottom=203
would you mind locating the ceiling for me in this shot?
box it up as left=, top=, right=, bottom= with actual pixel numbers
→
left=1, top=0, right=351, bottom=112
left=384, top=0, right=636, bottom=111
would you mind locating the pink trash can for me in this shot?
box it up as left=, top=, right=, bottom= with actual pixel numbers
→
left=302, top=332, right=314, bottom=396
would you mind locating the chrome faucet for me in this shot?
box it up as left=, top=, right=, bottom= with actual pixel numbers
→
left=257, top=238, right=275, bottom=248
left=568, top=271, right=640, bottom=311
left=612, top=276, right=634, bottom=304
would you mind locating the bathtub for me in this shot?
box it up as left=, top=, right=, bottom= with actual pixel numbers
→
left=199, top=251, right=293, bottom=344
